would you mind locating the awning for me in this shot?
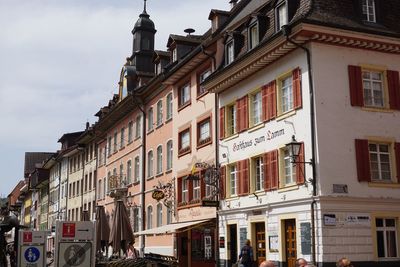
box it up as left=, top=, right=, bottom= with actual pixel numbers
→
left=134, top=219, right=211, bottom=235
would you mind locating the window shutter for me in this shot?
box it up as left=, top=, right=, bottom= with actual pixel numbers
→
left=271, top=150, right=279, bottom=189
left=219, top=107, right=225, bottom=139
left=348, top=65, right=363, bottom=107
left=264, top=152, right=271, bottom=191
left=236, top=99, right=241, bottom=132
left=177, top=178, right=182, bottom=203
left=242, top=95, right=249, bottom=131
left=240, top=159, right=249, bottom=195
left=262, top=85, right=268, bottom=121
left=387, top=70, right=400, bottom=110
left=395, top=143, right=400, bottom=183
left=219, top=166, right=226, bottom=199
left=293, top=68, right=302, bottom=109
left=355, top=139, right=371, bottom=182
left=296, top=143, right=305, bottom=184
left=267, top=81, right=277, bottom=120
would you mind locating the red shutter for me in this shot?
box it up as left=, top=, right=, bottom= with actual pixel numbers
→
left=395, top=143, right=400, bottom=183
left=177, top=177, right=182, bottom=203
left=264, top=152, right=271, bottom=191
left=271, top=150, right=279, bottom=189
left=219, top=166, right=226, bottom=199
left=267, top=81, right=277, bottom=120
left=236, top=99, right=241, bottom=133
left=293, top=68, right=302, bottom=109
left=355, top=139, right=371, bottom=182
left=219, top=107, right=225, bottom=139
left=242, top=95, right=249, bottom=131
left=262, top=85, right=268, bottom=121
left=240, top=159, right=249, bottom=195
left=387, top=70, right=400, bottom=110
left=348, top=65, right=363, bottom=107
left=296, top=143, right=305, bottom=184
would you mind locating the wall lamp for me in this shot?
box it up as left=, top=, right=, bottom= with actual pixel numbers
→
left=285, top=135, right=313, bottom=165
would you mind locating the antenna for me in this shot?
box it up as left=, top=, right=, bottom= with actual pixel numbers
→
left=143, top=0, right=147, bottom=14
left=184, top=28, right=195, bottom=36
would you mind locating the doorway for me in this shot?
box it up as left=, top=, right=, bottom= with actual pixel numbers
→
left=228, top=224, right=237, bottom=266
left=255, top=222, right=266, bottom=265
left=284, top=219, right=297, bottom=267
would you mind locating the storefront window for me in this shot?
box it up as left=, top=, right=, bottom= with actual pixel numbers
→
left=191, top=228, right=214, bottom=261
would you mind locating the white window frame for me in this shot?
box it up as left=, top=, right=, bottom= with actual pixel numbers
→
left=157, top=203, right=163, bottom=227
left=362, top=70, right=384, bottom=108
left=147, top=150, right=154, bottom=178
left=369, top=142, right=392, bottom=181
left=199, top=69, right=212, bottom=95
left=166, top=207, right=172, bottom=224
left=229, top=164, right=238, bottom=197
left=253, top=156, right=264, bottom=191
left=280, top=75, right=293, bottom=114
left=362, top=0, right=376, bottom=22
left=227, top=104, right=237, bottom=136
left=127, top=160, right=132, bottom=184
left=249, top=23, right=259, bottom=49
left=179, top=83, right=191, bottom=107
left=147, top=205, right=153, bottom=229
left=120, top=127, right=125, bottom=148
left=148, top=108, right=154, bottom=132
left=134, top=156, right=140, bottom=182
left=282, top=147, right=296, bottom=186
left=157, top=100, right=163, bottom=126
left=172, top=48, right=177, bottom=62
left=251, top=91, right=262, bottom=126
left=193, top=179, right=200, bottom=200
left=198, top=119, right=211, bottom=144
left=226, top=41, right=234, bottom=65
left=376, top=218, right=398, bottom=258
left=166, top=93, right=173, bottom=120
left=128, top=121, right=133, bottom=143
left=156, top=145, right=163, bottom=174
left=182, top=179, right=188, bottom=203
left=166, top=140, right=173, bottom=170
left=180, top=129, right=190, bottom=151
left=135, top=115, right=142, bottom=138
left=113, top=132, right=118, bottom=153
left=276, top=2, right=288, bottom=31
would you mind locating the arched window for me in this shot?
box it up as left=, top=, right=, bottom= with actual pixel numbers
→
left=148, top=108, right=154, bottom=131
left=167, top=207, right=172, bottom=224
left=166, top=140, right=173, bottom=170
left=166, top=93, right=173, bottom=120
left=147, top=151, right=154, bottom=178
left=127, top=160, right=132, bottom=184
left=157, top=145, right=163, bottom=174
left=157, top=203, right=163, bottom=227
left=157, top=100, right=163, bottom=126
left=147, top=205, right=153, bottom=229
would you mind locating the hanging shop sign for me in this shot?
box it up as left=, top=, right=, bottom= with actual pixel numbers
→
left=152, top=190, right=165, bottom=201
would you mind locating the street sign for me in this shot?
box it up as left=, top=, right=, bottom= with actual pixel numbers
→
left=57, top=242, right=93, bottom=267
left=57, top=221, right=94, bottom=241
left=18, top=231, right=47, bottom=267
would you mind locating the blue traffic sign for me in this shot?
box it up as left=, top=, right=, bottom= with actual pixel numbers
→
left=24, top=247, right=40, bottom=263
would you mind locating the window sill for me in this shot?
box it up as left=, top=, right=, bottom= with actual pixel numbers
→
left=361, top=107, right=393, bottom=113
left=165, top=169, right=172, bottom=174
left=196, top=91, right=209, bottom=100
left=249, top=191, right=266, bottom=198
left=225, top=196, right=239, bottom=201
left=165, top=117, right=172, bottom=124
left=276, top=110, right=296, bottom=121
left=223, top=133, right=239, bottom=142
left=146, top=176, right=154, bottom=181
left=368, top=182, right=400, bottom=188
left=127, top=140, right=133, bottom=146
left=248, top=122, right=264, bottom=133
left=119, top=146, right=125, bottom=151
left=133, top=180, right=140, bottom=186
left=134, top=136, right=141, bottom=141
left=155, top=172, right=164, bottom=178
left=197, top=138, right=212, bottom=149
left=156, top=123, right=164, bottom=129
left=178, top=101, right=191, bottom=112
left=147, top=129, right=154, bottom=135
left=178, top=147, right=191, bottom=157
left=277, top=184, right=299, bottom=193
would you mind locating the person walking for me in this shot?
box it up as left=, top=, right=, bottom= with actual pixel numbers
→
left=337, top=257, right=353, bottom=267
left=238, top=239, right=254, bottom=267
left=259, top=260, right=275, bottom=267
left=296, top=258, right=308, bottom=267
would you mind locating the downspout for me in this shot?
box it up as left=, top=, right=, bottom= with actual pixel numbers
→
left=201, top=45, right=220, bottom=266
left=282, top=25, right=318, bottom=265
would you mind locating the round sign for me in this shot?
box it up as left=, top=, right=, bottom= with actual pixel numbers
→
left=152, top=190, right=165, bottom=201
left=64, top=244, right=86, bottom=266
left=24, top=247, right=40, bottom=263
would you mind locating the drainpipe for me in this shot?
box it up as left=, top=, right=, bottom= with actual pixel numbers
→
left=282, top=25, right=318, bottom=265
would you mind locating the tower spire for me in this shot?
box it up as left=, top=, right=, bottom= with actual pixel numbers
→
left=143, top=0, right=147, bottom=14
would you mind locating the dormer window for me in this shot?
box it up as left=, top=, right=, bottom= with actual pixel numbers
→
left=121, top=69, right=128, bottom=99
left=226, top=41, right=235, bottom=65
left=172, top=48, right=178, bottom=62
left=249, top=23, right=259, bottom=49
left=276, top=1, right=288, bottom=31
left=155, top=63, right=162, bottom=75
left=362, top=0, right=376, bottom=23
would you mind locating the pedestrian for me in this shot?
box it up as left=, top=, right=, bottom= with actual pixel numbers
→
left=337, top=257, right=353, bottom=267
left=126, top=241, right=138, bottom=259
left=259, top=260, right=275, bottom=267
left=238, top=239, right=253, bottom=267
left=296, top=258, right=308, bottom=267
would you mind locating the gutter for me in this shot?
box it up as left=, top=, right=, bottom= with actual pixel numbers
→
left=282, top=24, right=318, bottom=265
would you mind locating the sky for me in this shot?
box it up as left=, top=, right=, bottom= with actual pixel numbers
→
left=0, top=0, right=230, bottom=197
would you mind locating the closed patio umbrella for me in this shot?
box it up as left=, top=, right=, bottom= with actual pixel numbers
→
left=109, top=200, right=134, bottom=256
left=95, top=205, right=110, bottom=252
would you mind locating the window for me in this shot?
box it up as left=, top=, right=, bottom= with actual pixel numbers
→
left=369, top=143, right=391, bottom=181
left=179, top=83, right=191, bottom=107
left=120, top=127, right=125, bottom=148
left=198, top=69, right=211, bottom=95
left=133, top=207, right=139, bottom=232
left=276, top=2, right=287, bottom=31
left=376, top=218, right=398, bottom=258
left=147, top=108, right=154, bottom=132
left=179, top=128, right=191, bottom=155
left=253, top=156, right=264, bottom=191
left=157, top=203, right=163, bottom=227
left=119, top=163, right=124, bottom=185
left=156, top=100, right=163, bottom=126
left=249, top=23, right=259, bottom=49
left=197, top=118, right=211, bottom=146
left=128, top=121, right=133, bottom=143
left=172, top=48, right=177, bottom=62
left=98, top=179, right=102, bottom=199
left=363, top=70, right=384, bottom=108
left=362, top=0, right=376, bottom=22
left=229, top=164, right=238, bottom=197
left=166, top=140, right=173, bottom=170
left=226, top=41, right=234, bottom=65
left=227, top=104, right=237, bottom=136
left=157, top=145, right=163, bottom=174
left=283, top=147, right=296, bottom=185
left=166, top=207, right=172, bottom=224
left=166, top=93, right=173, bottom=120
left=113, top=132, right=118, bottom=153
left=251, top=91, right=262, bottom=126
left=147, top=150, right=154, bottom=178
left=280, top=76, right=293, bottom=113
left=193, top=179, right=200, bottom=200
left=127, top=160, right=132, bottom=184
left=135, top=115, right=142, bottom=138
left=147, top=206, right=153, bottom=229
left=182, top=179, right=188, bottom=203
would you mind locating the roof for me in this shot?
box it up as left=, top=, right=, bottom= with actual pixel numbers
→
left=24, top=152, right=53, bottom=178
left=166, top=34, right=203, bottom=48
left=57, top=131, right=84, bottom=144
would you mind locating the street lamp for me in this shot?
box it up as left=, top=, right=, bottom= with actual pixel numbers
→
left=285, top=135, right=313, bottom=165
